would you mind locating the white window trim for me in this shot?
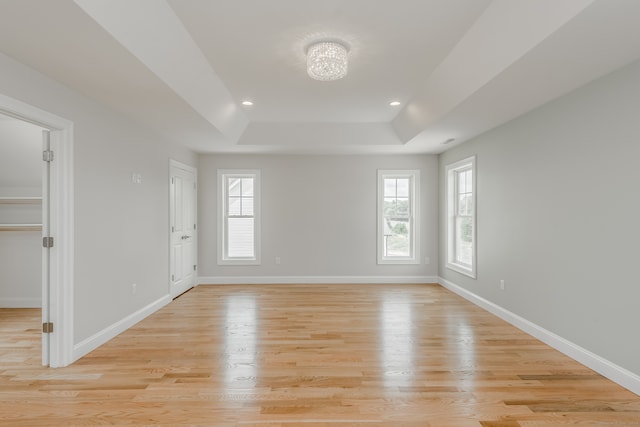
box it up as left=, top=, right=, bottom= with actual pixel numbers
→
left=446, top=156, right=476, bottom=278
left=377, top=169, right=420, bottom=265
left=217, top=169, right=261, bottom=265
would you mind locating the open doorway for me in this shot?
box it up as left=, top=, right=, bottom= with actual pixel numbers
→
left=0, top=93, right=74, bottom=368
left=0, top=115, right=45, bottom=365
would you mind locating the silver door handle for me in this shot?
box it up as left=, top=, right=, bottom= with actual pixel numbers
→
left=181, top=235, right=191, bottom=240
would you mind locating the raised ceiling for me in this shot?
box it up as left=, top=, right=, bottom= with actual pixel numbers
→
left=0, top=0, right=639, bottom=154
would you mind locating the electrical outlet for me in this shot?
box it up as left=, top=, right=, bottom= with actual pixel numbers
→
left=275, top=257, right=281, bottom=265
left=500, top=280, right=505, bottom=290
left=132, top=283, right=137, bottom=295
left=131, top=172, right=142, bottom=184
left=424, top=256, right=431, bottom=265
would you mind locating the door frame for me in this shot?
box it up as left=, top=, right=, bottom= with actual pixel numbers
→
left=169, top=159, right=197, bottom=297
left=0, top=93, right=74, bottom=368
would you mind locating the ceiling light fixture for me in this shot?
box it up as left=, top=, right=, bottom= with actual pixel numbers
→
left=241, top=101, right=254, bottom=106
left=389, top=101, right=401, bottom=106
left=307, top=41, right=348, bottom=81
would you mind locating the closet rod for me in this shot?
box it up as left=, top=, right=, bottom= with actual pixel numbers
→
left=0, top=197, right=42, bottom=204
left=0, top=224, right=42, bottom=231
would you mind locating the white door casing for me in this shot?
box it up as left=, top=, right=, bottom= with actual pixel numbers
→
left=169, top=160, right=197, bottom=298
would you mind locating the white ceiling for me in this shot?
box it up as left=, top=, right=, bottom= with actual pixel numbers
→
left=168, top=0, right=490, bottom=123
left=0, top=0, right=639, bottom=154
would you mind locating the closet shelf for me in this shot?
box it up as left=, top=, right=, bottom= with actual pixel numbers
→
left=0, top=224, right=42, bottom=231
left=0, top=197, right=42, bottom=205
left=0, top=198, right=42, bottom=230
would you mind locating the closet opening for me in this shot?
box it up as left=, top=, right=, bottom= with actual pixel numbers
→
left=0, top=113, right=48, bottom=365
left=0, top=92, right=74, bottom=368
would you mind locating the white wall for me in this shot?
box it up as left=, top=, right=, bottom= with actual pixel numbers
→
left=0, top=231, right=41, bottom=306
left=439, top=59, right=640, bottom=377
left=198, top=154, right=438, bottom=281
left=0, top=118, right=42, bottom=194
left=0, top=52, right=197, bottom=344
left=0, top=118, right=43, bottom=307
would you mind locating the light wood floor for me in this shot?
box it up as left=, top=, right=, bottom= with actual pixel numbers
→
left=1, top=284, right=639, bottom=426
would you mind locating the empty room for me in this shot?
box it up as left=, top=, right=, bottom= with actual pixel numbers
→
left=0, top=0, right=639, bottom=425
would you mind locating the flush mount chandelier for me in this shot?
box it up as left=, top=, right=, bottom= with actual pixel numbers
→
left=306, top=41, right=348, bottom=81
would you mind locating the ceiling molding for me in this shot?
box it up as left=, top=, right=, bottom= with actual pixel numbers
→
left=238, top=122, right=402, bottom=148
left=392, top=0, right=596, bottom=144
left=0, top=0, right=638, bottom=154
left=74, top=0, right=248, bottom=143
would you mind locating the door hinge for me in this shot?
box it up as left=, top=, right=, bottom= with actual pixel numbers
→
left=171, top=274, right=175, bottom=282
left=193, top=223, right=196, bottom=230
left=42, top=322, right=54, bottom=333
left=171, top=177, right=174, bottom=184
left=172, top=226, right=175, bottom=232
left=42, top=236, right=54, bottom=248
left=194, top=182, right=197, bottom=190
left=193, top=264, right=197, bottom=271
left=42, top=150, right=54, bottom=162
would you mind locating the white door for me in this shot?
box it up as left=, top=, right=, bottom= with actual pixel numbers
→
left=41, top=130, right=50, bottom=365
left=169, top=161, right=197, bottom=298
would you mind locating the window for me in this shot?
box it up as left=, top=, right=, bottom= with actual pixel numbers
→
left=446, top=156, right=476, bottom=277
left=377, top=170, right=420, bottom=264
left=218, top=170, right=260, bottom=265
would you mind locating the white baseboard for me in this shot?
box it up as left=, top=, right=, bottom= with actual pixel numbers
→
left=198, top=275, right=439, bottom=285
left=0, top=297, right=41, bottom=308
left=439, top=276, right=640, bottom=397
left=72, top=294, right=172, bottom=362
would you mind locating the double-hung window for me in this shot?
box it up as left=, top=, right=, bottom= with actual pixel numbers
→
left=446, top=157, right=476, bottom=277
left=218, top=170, right=260, bottom=265
left=377, top=170, right=420, bottom=264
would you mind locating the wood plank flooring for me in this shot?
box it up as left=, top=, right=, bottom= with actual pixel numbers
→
left=1, top=284, right=639, bottom=426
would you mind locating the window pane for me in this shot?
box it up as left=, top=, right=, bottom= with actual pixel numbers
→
left=384, top=179, right=396, bottom=197
left=396, top=178, right=409, bottom=197
left=457, top=194, right=464, bottom=215
left=242, top=197, right=254, bottom=216
left=396, top=197, right=409, bottom=217
left=458, top=194, right=472, bottom=216
left=228, top=218, right=254, bottom=257
left=384, top=219, right=410, bottom=257
left=241, top=178, right=254, bottom=196
left=384, top=198, right=397, bottom=217
left=465, top=170, right=472, bottom=193
left=228, top=177, right=241, bottom=196
left=455, top=216, right=473, bottom=265
left=228, top=196, right=241, bottom=216
left=458, top=171, right=466, bottom=194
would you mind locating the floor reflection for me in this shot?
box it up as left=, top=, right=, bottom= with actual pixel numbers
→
left=454, top=319, right=476, bottom=369
left=380, top=291, right=414, bottom=388
left=224, top=294, right=258, bottom=386
left=446, top=312, right=477, bottom=392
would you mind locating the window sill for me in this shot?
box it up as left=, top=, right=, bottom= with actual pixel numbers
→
left=446, top=262, right=476, bottom=279
left=218, top=259, right=261, bottom=266
left=377, top=258, right=420, bottom=265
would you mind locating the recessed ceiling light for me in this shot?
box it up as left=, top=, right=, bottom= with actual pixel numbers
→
left=242, top=101, right=254, bottom=106
left=389, top=101, right=401, bottom=106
